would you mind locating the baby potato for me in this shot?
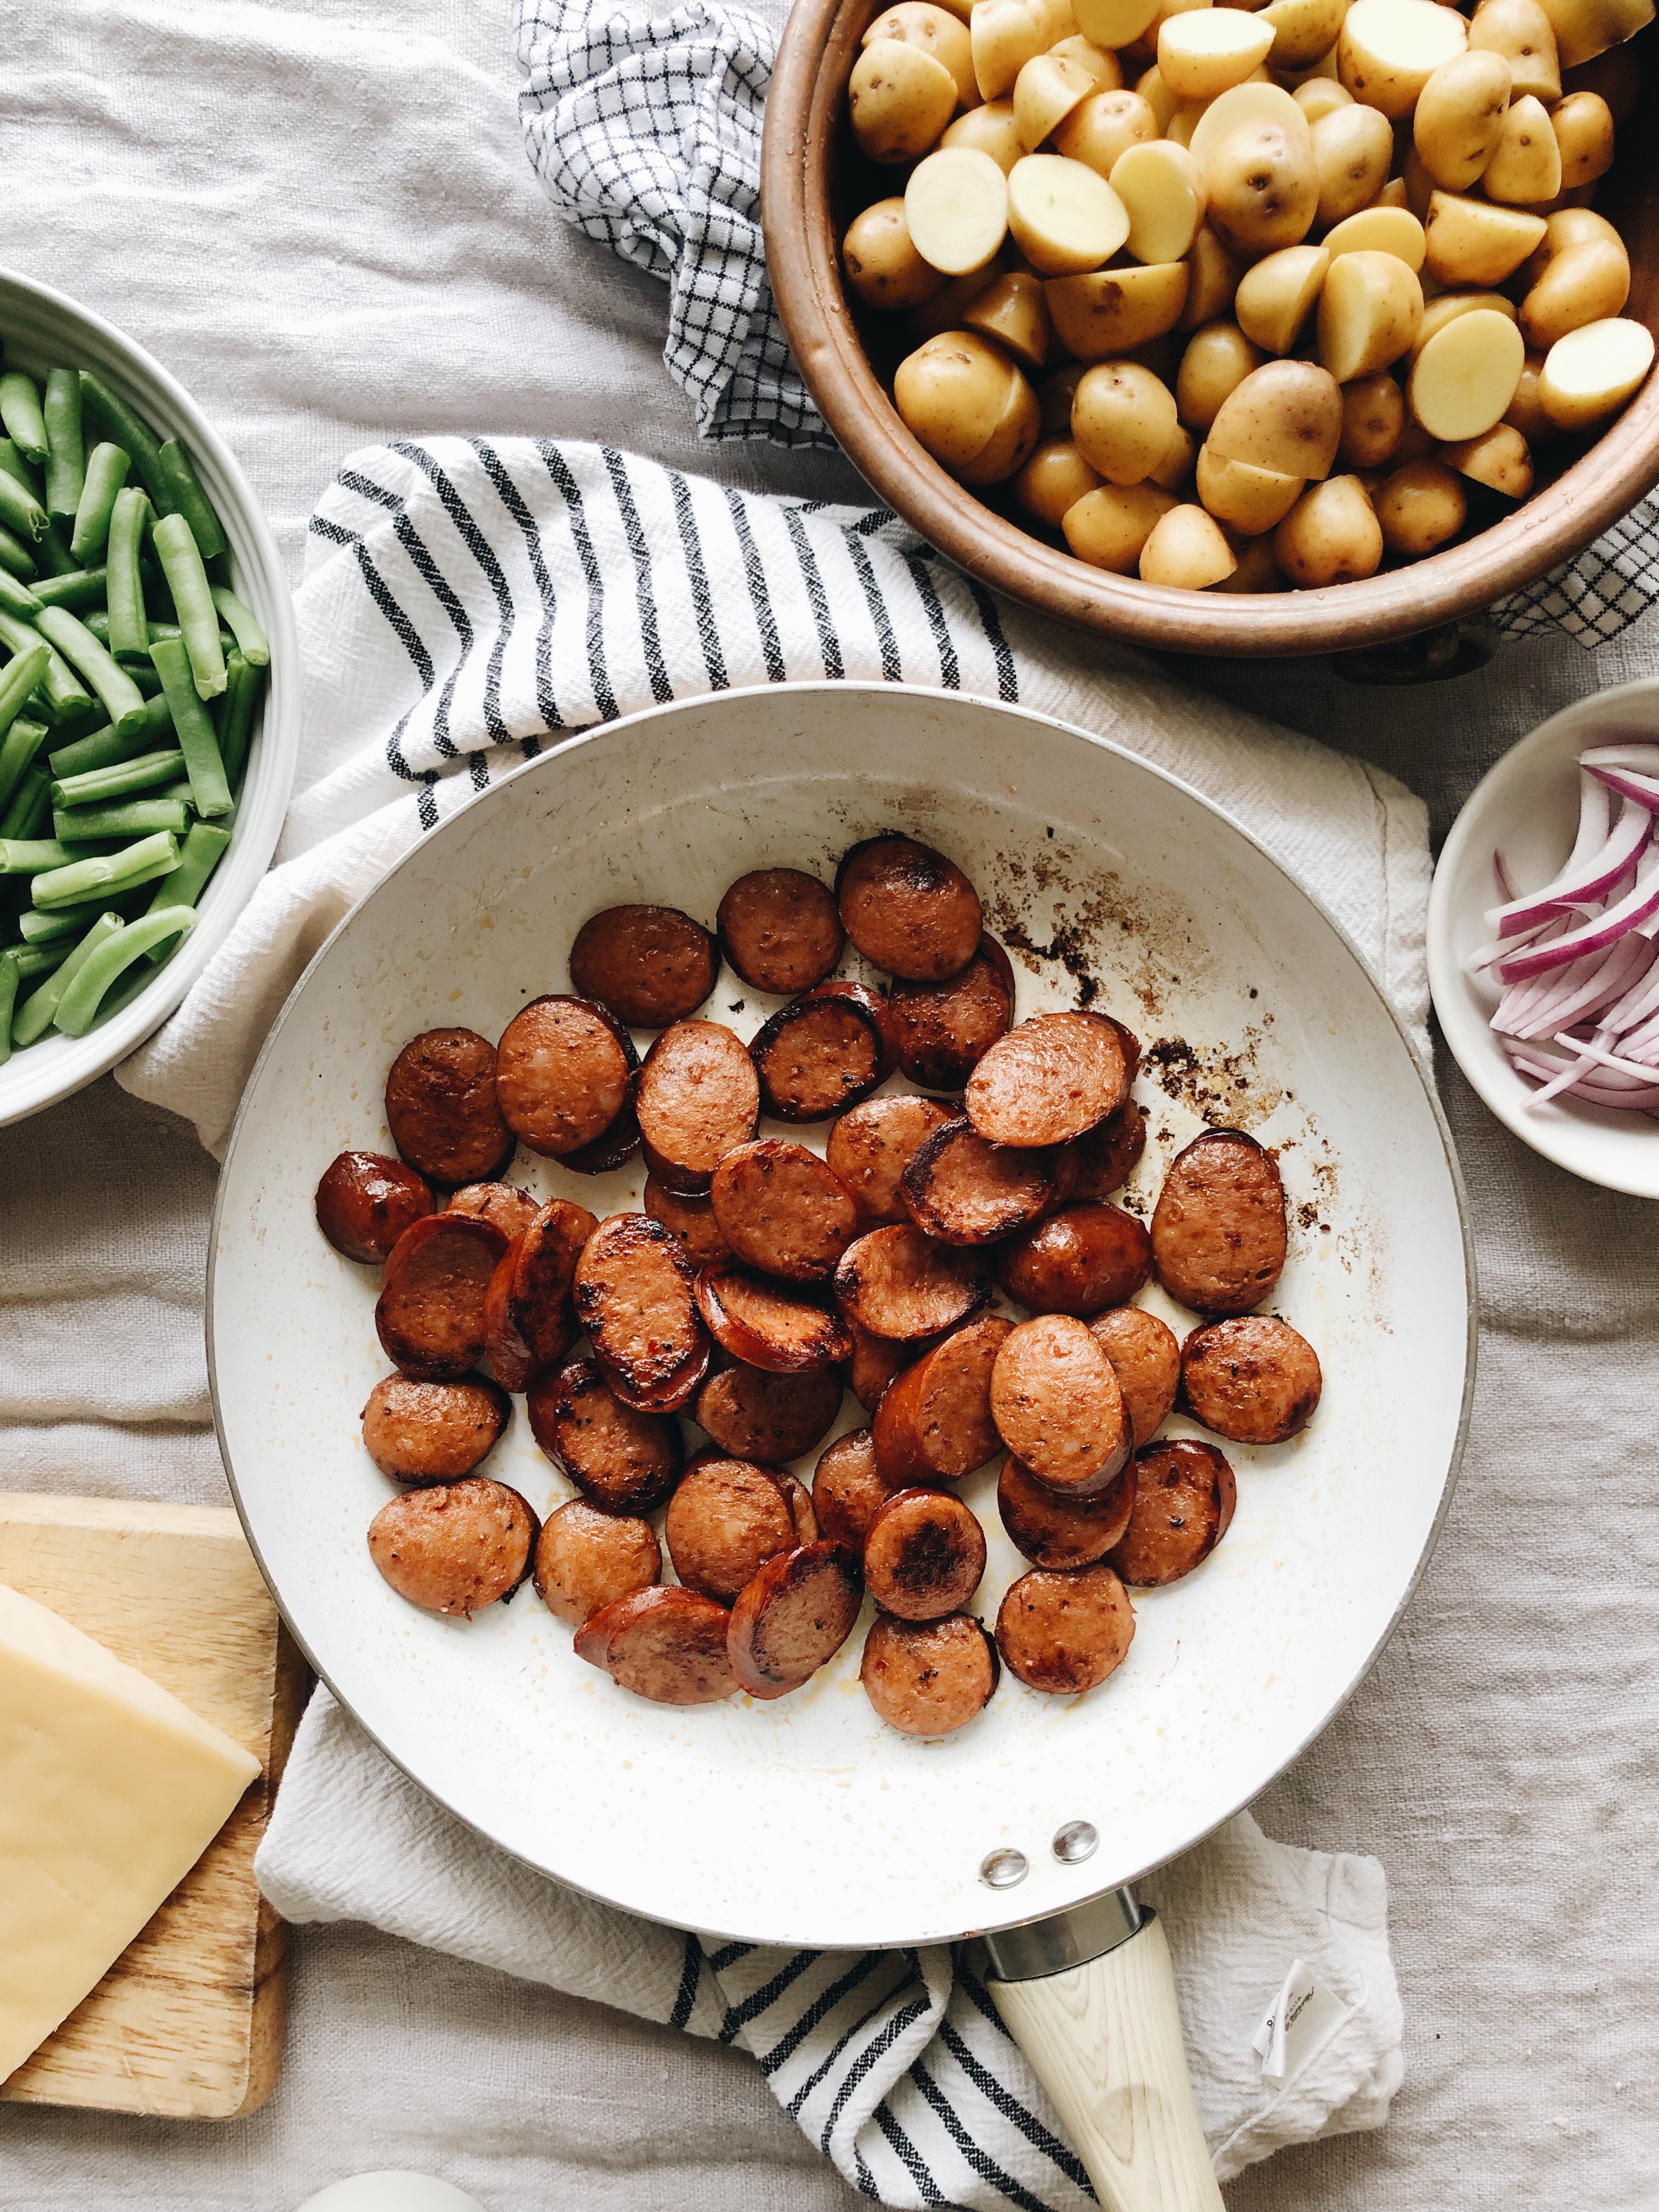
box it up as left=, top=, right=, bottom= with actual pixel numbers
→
left=962, top=270, right=1055, bottom=368
left=1338, top=0, right=1469, bottom=119
left=1519, top=237, right=1630, bottom=351
left=1540, top=0, right=1653, bottom=71
left=1062, top=480, right=1178, bottom=568
left=907, top=146, right=1012, bottom=274
left=1374, top=457, right=1468, bottom=554
left=1195, top=442, right=1306, bottom=530
left=1482, top=93, right=1563, bottom=204
left=1274, top=475, right=1385, bottom=584
left=1408, top=306, right=1526, bottom=438
left=1311, top=103, right=1395, bottom=225
left=1041, top=360, right=1088, bottom=431
left=1320, top=206, right=1427, bottom=271
left=1549, top=91, right=1615, bottom=190
left=850, top=43, right=960, bottom=165
left=1319, top=250, right=1424, bottom=382
left=1412, top=289, right=1518, bottom=362
left=1158, top=9, right=1276, bottom=101
left=1135, top=65, right=1181, bottom=135
left=910, top=258, right=1010, bottom=342
left=958, top=366, right=1042, bottom=483
left=1045, top=259, right=1191, bottom=354
left=1440, top=421, right=1534, bottom=497
left=1261, top=0, right=1350, bottom=72
left=1072, top=359, right=1182, bottom=481
left=1422, top=192, right=1547, bottom=286
left=894, top=330, right=1021, bottom=468
left=1465, top=0, right=1560, bottom=101
left=1015, top=435, right=1104, bottom=523
left=1294, top=78, right=1355, bottom=125
left=971, top=0, right=1053, bottom=101
left=1056, top=89, right=1161, bottom=176
left=1523, top=205, right=1624, bottom=284
left=1110, top=139, right=1205, bottom=263
left=1538, top=315, right=1656, bottom=430
left=1007, top=154, right=1131, bottom=274
left=1073, top=0, right=1161, bottom=44
left=1208, top=358, right=1344, bottom=477
left=1139, top=502, right=1238, bottom=586
left=1178, top=224, right=1244, bottom=329
left=943, top=100, right=1026, bottom=172
left=1205, top=119, right=1320, bottom=253
left=1014, top=53, right=1097, bottom=150
left=1338, top=371, right=1407, bottom=466
left=844, top=200, right=952, bottom=312
left=1187, top=82, right=1312, bottom=180
left=1503, top=348, right=1557, bottom=439
left=862, top=3, right=980, bottom=110
left=1559, top=40, right=1640, bottom=124
left=1149, top=419, right=1199, bottom=490
left=1411, top=52, right=1512, bottom=192
left=1215, top=533, right=1288, bottom=592
left=1177, top=320, right=1266, bottom=430
left=1235, top=244, right=1330, bottom=353
left=1051, top=35, right=1124, bottom=89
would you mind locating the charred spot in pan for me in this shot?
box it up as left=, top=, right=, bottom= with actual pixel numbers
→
left=994, top=914, right=1101, bottom=1004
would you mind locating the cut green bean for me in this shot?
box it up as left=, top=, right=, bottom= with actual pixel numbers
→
left=208, top=585, right=269, bottom=667
left=0, top=949, right=18, bottom=1062
left=157, top=440, right=228, bottom=562
left=217, top=651, right=264, bottom=792
left=18, top=902, right=95, bottom=944
left=33, top=568, right=109, bottom=612
left=43, top=370, right=84, bottom=520
left=12, top=910, right=123, bottom=1047
left=52, top=796, right=189, bottom=842
left=0, top=609, right=92, bottom=720
left=14, top=940, right=70, bottom=979
left=47, top=694, right=173, bottom=780
left=0, top=375, right=48, bottom=466
left=50, top=748, right=184, bottom=810
left=56, top=907, right=195, bottom=1035
left=0, top=462, right=48, bottom=545
left=0, top=440, right=40, bottom=493
left=84, top=610, right=192, bottom=651
left=106, top=486, right=150, bottom=658
left=149, top=634, right=230, bottom=817
left=70, top=441, right=129, bottom=563
left=31, top=830, right=179, bottom=910
left=0, top=674, right=50, bottom=814
left=0, top=768, right=51, bottom=842
left=33, top=605, right=149, bottom=733
left=144, top=820, right=230, bottom=957
left=151, top=513, right=225, bottom=698
left=78, top=373, right=166, bottom=507
left=0, top=644, right=50, bottom=743
left=0, top=571, right=43, bottom=620
left=36, top=521, right=77, bottom=578
left=2, top=835, right=92, bottom=874
left=0, top=523, right=36, bottom=580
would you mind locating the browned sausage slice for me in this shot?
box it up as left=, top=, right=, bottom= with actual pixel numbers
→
left=1070, top=1102, right=1148, bottom=1201
left=316, top=1151, right=433, bottom=1262
left=386, top=1028, right=516, bottom=1187
left=368, top=1477, right=538, bottom=1618
left=1109, top=1438, right=1236, bottom=1586
left=996, top=1562, right=1135, bottom=1694
left=863, top=1488, right=987, bottom=1620
left=528, top=1358, right=685, bottom=1514
left=812, top=1427, right=902, bottom=1550
left=644, top=1172, right=733, bottom=1269
left=635, top=1019, right=759, bottom=1194
left=728, top=1542, right=864, bottom=1699
left=834, top=1225, right=990, bottom=1342
left=482, top=1239, right=569, bottom=1392
left=443, top=1182, right=542, bottom=1240
left=696, top=1262, right=854, bottom=1373
left=777, top=1471, right=820, bottom=1545
left=872, top=1315, right=1012, bottom=1485
left=836, top=836, right=983, bottom=981
left=568, top=904, right=718, bottom=1028
left=749, top=983, right=894, bottom=1122
left=1180, top=1316, right=1322, bottom=1443
left=861, top=1612, right=999, bottom=1735
left=1150, top=1129, right=1287, bottom=1316
left=889, top=934, right=1014, bottom=1091
left=693, top=1363, right=844, bottom=1463
left=665, top=1452, right=798, bottom=1601
left=533, top=1500, right=661, bottom=1627
left=989, top=1313, right=1131, bottom=1497
left=573, top=1213, right=710, bottom=1410
left=995, top=1202, right=1153, bottom=1315
left=375, top=1213, right=509, bottom=1380
left=900, top=1116, right=1063, bottom=1245
left=556, top=1098, right=644, bottom=1177
left=1088, top=1306, right=1181, bottom=1446
left=574, top=1585, right=737, bottom=1704
left=709, top=1140, right=861, bottom=1281
left=495, top=995, right=637, bottom=1160
left=505, top=1198, right=601, bottom=1362
left=716, top=870, right=844, bottom=995
left=362, top=1374, right=510, bottom=1481
left=826, top=1096, right=957, bottom=1226
left=997, top=1456, right=1135, bottom=1569
left=964, top=1011, right=1129, bottom=1148
left=843, top=1319, right=921, bottom=1413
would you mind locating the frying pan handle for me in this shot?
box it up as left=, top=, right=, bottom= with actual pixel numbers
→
left=987, top=1911, right=1223, bottom=2212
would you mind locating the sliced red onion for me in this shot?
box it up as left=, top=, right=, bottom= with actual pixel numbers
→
left=1585, top=765, right=1659, bottom=812
left=1497, top=846, right=1659, bottom=980
left=1551, top=1032, right=1659, bottom=1082
left=1504, top=933, right=1654, bottom=1038
left=1467, top=913, right=1560, bottom=980
left=1578, top=742, right=1659, bottom=776
left=1484, top=774, right=1612, bottom=932
left=1599, top=956, right=1659, bottom=1035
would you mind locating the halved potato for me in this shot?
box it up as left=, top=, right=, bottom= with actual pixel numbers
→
left=1133, top=65, right=1180, bottom=134
left=1538, top=0, right=1654, bottom=71
left=1177, top=223, right=1244, bottom=329
left=1158, top=8, right=1276, bottom=101
left=1234, top=245, right=1329, bottom=354
left=1149, top=419, right=1200, bottom=490
left=1311, top=103, right=1395, bottom=226
left=1411, top=289, right=1519, bottom=362
left=1465, top=0, right=1560, bottom=101
left=1318, top=250, right=1424, bottom=382
left=1051, top=35, right=1124, bottom=89
left=844, top=199, right=952, bottom=311
left=1073, top=0, right=1161, bottom=44
left=1338, top=0, right=1468, bottom=119
left=1207, top=358, right=1344, bottom=477
left=1014, top=53, right=1097, bottom=149
left=1260, top=0, right=1349, bottom=71
left=1320, top=206, right=1426, bottom=270
left=1062, top=480, right=1178, bottom=568
left=1072, top=360, right=1182, bottom=482
left=909, top=256, right=1011, bottom=341
left=1482, top=93, right=1563, bottom=204
left=849, top=41, right=961, bottom=163
left=907, top=147, right=1012, bottom=274
left=894, top=330, right=1020, bottom=468
left=1177, top=319, right=1265, bottom=430
left=1195, top=443, right=1306, bottom=529
left=1422, top=192, right=1547, bottom=286
left=1054, top=88, right=1161, bottom=176
left=1549, top=91, right=1616, bottom=191
left=972, top=0, right=1056, bottom=101
left=1503, top=348, right=1557, bottom=441
left=862, top=3, right=980, bottom=110
left=1519, top=238, right=1630, bottom=351
left=1139, top=502, right=1238, bottom=586
left=1045, top=259, right=1191, bottom=355
left=1538, top=316, right=1656, bottom=429
left=958, top=367, right=1042, bottom=484
left=1188, top=82, right=1311, bottom=182
left=942, top=99, right=1026, bottom=173
left=963, top=270, right=1056, bottom=368
left=1110, top=138, right=1205, bottom=263
left=1374, top=458, right=1468, bottom=554
left=1337, top=371, right=1407, bottom=466
left=1007, top=153, right=1130, bottom=274
left=1274, top=475, right=1384, bottom=584
left=1440, top=421, right=1534, bottom=497
left=1015, top=436, right=1104, bottom=525
left=1411, top=52, right=1512, bottom=191
left=1408, top=306, right=1526, bottom=437
left=1294, top=78, right=1355, bottom=125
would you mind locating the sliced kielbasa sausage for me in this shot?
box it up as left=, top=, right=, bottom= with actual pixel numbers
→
left=826, top=1095, right=957, bottom=1226
left=834, top=1225, right=990, bottom=1342
left=964, top=1011, right=1129, bottom=1148
left=1088, top=1305, right=1181, bottom=1446
left=386, top=1028, right=516, bottom=1187
left=528, top=1358, right=685, bottom=1515
left=533, top=1499, right=661, bottom=1627
left=443, top=1182, right=542, bottom=1241
left=716, top=869, right=844, bottom=996
left=556, top=1098, right=644, bottom=1176
left=635, top=1019, right=759, bottom=1194
left=695, top=1262, right=853, bottom=1373
left=1108, top=1437, right=1236, bottom=1587
left=573, top=1213, right=710, bottom=1411
left=812, top=1427, right=903, bottom=1551
left=889, top=934, right=1014, bottom=1091
left=500, top=1198, right=600, bottom=1366
left=693, top=1362, right=844, bottom=1463
left=1180, top=1316, right=1321, bottom=1443
left=375, top=1213, right=509, bottom=1380
left=1150, top=1129, right=1286, bottom=1316
left=495, top=995, right=637, bottom=1160
left=362, top=1373, right=510, bottom=1482
left=728, top=1541, right=864, bottom=1699
left=994, top=1202, right=1153, bottom=1315
left=900, top=1116, right=1063, bottom=1245
left=483, top=1238, right=576, bottom=1392
left=996, top=1562, right=1135, bottom=1694
left=863, top=1488, right=986, bottom=1620
left=989, top=1313, right=1131, bottom=1498
left=665, top=1453, right=798, bottom=1601
left=997, top=1455, right=1135, bottom=1570
left=568, top=904, right=718, bottom=1028
left=574, top=1585, right=737, bottom=1704
left=315, top=1150, right=433, bottom=1262
left=368, top=1477, right=538, bottom=1618
left=709, top=1140, right=860, bottom=1282
left=836, top=835, right=983, bottom=981
left=749, top=982, right=894, bottom=1121
left=1069, top=1102, right=1148, bottom=1201
left=843, top=1318, right=922, bottom=1413
left=872, top=1314, right=1012, bottom=1485
left=777, top=1471, right=820, bottom=1545
left=644, top=1172, right=733, bottom=1269
left=860, top=1612, right=999, bottom=1735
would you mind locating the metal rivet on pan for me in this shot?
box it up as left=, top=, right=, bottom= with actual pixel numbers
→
left=979, top=1848, right=1028, bottom=1889
left=1052, top=1821, right=1098, bottom=1865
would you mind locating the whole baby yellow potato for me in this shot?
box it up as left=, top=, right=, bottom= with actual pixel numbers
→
left=1411, top=52, right=1513, bottom=193
left=1072, top=359, right=1181, bottom=482
left=942, top=100, right=1026, bottom=172
left=1054, top=89, right=1160, bottom=176
left=1274, top=475, right=1385, bottom=584
left=1549, top=91, right=1616, bottom=189
left=1062, top=481, right=1178, bottom=569
left=1015, top=436, right=1104, bottom=524
left=1311, top=103, right=1395, bottom=227
left=843, top=200, right=951, bottom=312
left=1176, top=320, right=1265, bottom=431
left=1337, top=371, right=1407, bottom=467
left=1208, top=358, right=1345, bottom=478
left=862, top=2, right=980, bottom=110
left=1204, top=119, right=1319, bottom=254
left=1373, top=458, right=1468, bottom=555
left=849, top=41, right=960, bottom=164
left=1519, top=237, right=1630, bottom=351
left=894, top=330, right=1022, bottom=470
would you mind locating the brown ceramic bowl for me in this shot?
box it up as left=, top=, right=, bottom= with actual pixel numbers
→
left=763, top=5, right=1659, bottom=662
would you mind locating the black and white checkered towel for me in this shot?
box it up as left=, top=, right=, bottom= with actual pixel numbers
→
left=512, top=0, right=1659, bottom=647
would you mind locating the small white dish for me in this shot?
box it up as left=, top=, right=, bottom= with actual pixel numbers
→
left=1428, top=675, right=1659, bottom=1200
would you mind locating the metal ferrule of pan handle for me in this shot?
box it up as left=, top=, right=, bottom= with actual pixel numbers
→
left=981, top=1887, right=1143, bottom=1983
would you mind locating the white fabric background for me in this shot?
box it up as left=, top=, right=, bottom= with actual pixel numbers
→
left=0, top=5, right=1655, bottom=2210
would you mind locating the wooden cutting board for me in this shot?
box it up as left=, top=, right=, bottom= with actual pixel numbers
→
left=0, top=1493, right=308, bottom=2120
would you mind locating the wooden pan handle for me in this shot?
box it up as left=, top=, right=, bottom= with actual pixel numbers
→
left=988, top=1911, right=1223, bottom=2212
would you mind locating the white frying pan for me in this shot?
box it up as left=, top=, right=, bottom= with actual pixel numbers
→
left=211, top=685, right=1473, bottom=2210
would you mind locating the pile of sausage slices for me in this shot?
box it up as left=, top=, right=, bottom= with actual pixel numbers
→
left=313, top=834, right=1323, bottom=1737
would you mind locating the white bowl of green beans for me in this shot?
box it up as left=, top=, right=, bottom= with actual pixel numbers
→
left=0, top=268, right=297, bottom=1126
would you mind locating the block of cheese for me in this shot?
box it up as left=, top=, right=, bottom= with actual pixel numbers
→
left=0, top=1581, right=262, bottom=2084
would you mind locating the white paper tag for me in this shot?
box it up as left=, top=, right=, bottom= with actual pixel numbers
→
left=1251, top=1959, right=1353, bottom=2086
